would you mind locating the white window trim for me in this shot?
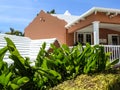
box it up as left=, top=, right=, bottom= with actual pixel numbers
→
left=77, top=32, right=92, bottom=44
left=108, top=34, right=119, bottom=45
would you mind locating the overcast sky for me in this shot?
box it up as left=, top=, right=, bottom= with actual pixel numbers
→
left=0, top=0, right=120, bottom=33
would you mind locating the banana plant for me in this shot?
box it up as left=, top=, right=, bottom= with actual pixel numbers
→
left=5, top=37, right=62, bottom=90
left=0, top=37, right=119, bottom=90
left=83, top=44, right=119, bottom=74
left=0, top=46, right=11, bottom=89
left=35, top=42, right=62, bottom=87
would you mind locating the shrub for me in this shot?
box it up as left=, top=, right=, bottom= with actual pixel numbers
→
left=0, top=38, right=61, bottom=90
left=50, top=73, right=120, bottom=90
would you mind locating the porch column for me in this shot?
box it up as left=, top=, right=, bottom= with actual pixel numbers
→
left=74, top=32, right=76, bottom=44
left=92, top=21, right=100, bottom=45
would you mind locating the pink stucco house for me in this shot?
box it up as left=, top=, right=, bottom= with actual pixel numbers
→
left=24, top=7, right=120, bottom=46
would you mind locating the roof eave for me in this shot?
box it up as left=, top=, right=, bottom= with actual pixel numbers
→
left=65, top=7, right=95, bottom=28
left=65, top=7, right=120, bottom=29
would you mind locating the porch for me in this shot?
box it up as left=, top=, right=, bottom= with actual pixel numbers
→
left=66, top=7, right=120, bottom=63
left=73, top=22, right=120, bottom=62
left=74, top=22, right=120, bottom=45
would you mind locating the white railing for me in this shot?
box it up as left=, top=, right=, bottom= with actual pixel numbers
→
left=103, top=45, right=120, bottom=61
left=69, top=45, right=120, bottom=61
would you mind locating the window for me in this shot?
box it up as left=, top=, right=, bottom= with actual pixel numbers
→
left=108, top=34, right=119, bottom=45
left=77, top=33, right=92, bottom=45
left=112, top=36, right=119, bottom=45
left=78, top=34, right=83, bottom=43
left=86, top=34, right=92, bottom=44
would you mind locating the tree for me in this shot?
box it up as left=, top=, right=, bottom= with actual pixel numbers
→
left=5, top=28, right=24, bottom=36
left=37, top=9, right=56, bottom=16
left=47, top=9, right=56, bottom=14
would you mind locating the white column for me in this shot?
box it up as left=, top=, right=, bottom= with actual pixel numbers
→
left=74, top=32, right=76, bottom=44
left=92, top=21, right=100, bottom=45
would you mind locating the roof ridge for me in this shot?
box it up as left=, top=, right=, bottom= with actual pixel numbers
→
left=64, top=10, right=71, bottom=16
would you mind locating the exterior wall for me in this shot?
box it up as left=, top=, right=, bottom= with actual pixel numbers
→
left=24, top=10, right=67, bottom=44
left=100, top=28, right=120, bottom=39
left=95, top=12, right=120, bottom=24
left=48, top=40, right=60, bottom=52
left=66, top=29, right=74, bottom=46
left=99, top=28, right=120, bottom=44
left=68, top=13, right=96, bottom=33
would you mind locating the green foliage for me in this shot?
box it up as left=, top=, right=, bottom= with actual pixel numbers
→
left=35, top=42, right=119, bottom=89
left=5, top=27, right=24, bottom=36
left=4, top=38, right=62, bottom=90
left=47, top=9, right=56, bottom=14
left=0, top=37, right=119, bottom=90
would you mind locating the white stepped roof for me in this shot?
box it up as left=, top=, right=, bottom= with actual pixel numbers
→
left=64, top=10, right=71, bottom=16
left=0, top=34, right=57, bottom=65
left=29, top=38, right=57, bottom=62
left=51, top=13, right=79, bottom=23
left=52, top=14, right=79, bottom=23
left=65, top=7, right=120, bottom=28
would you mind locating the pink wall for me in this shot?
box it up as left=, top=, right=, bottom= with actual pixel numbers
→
left=25, top=10, right=67, bottom=45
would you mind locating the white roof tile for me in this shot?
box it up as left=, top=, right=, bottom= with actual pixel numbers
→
left=0, top=34, right=57, bottom=65
left=51, top=14, right=79, bottom=23
left=64, top=10, right=71, bottom=16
